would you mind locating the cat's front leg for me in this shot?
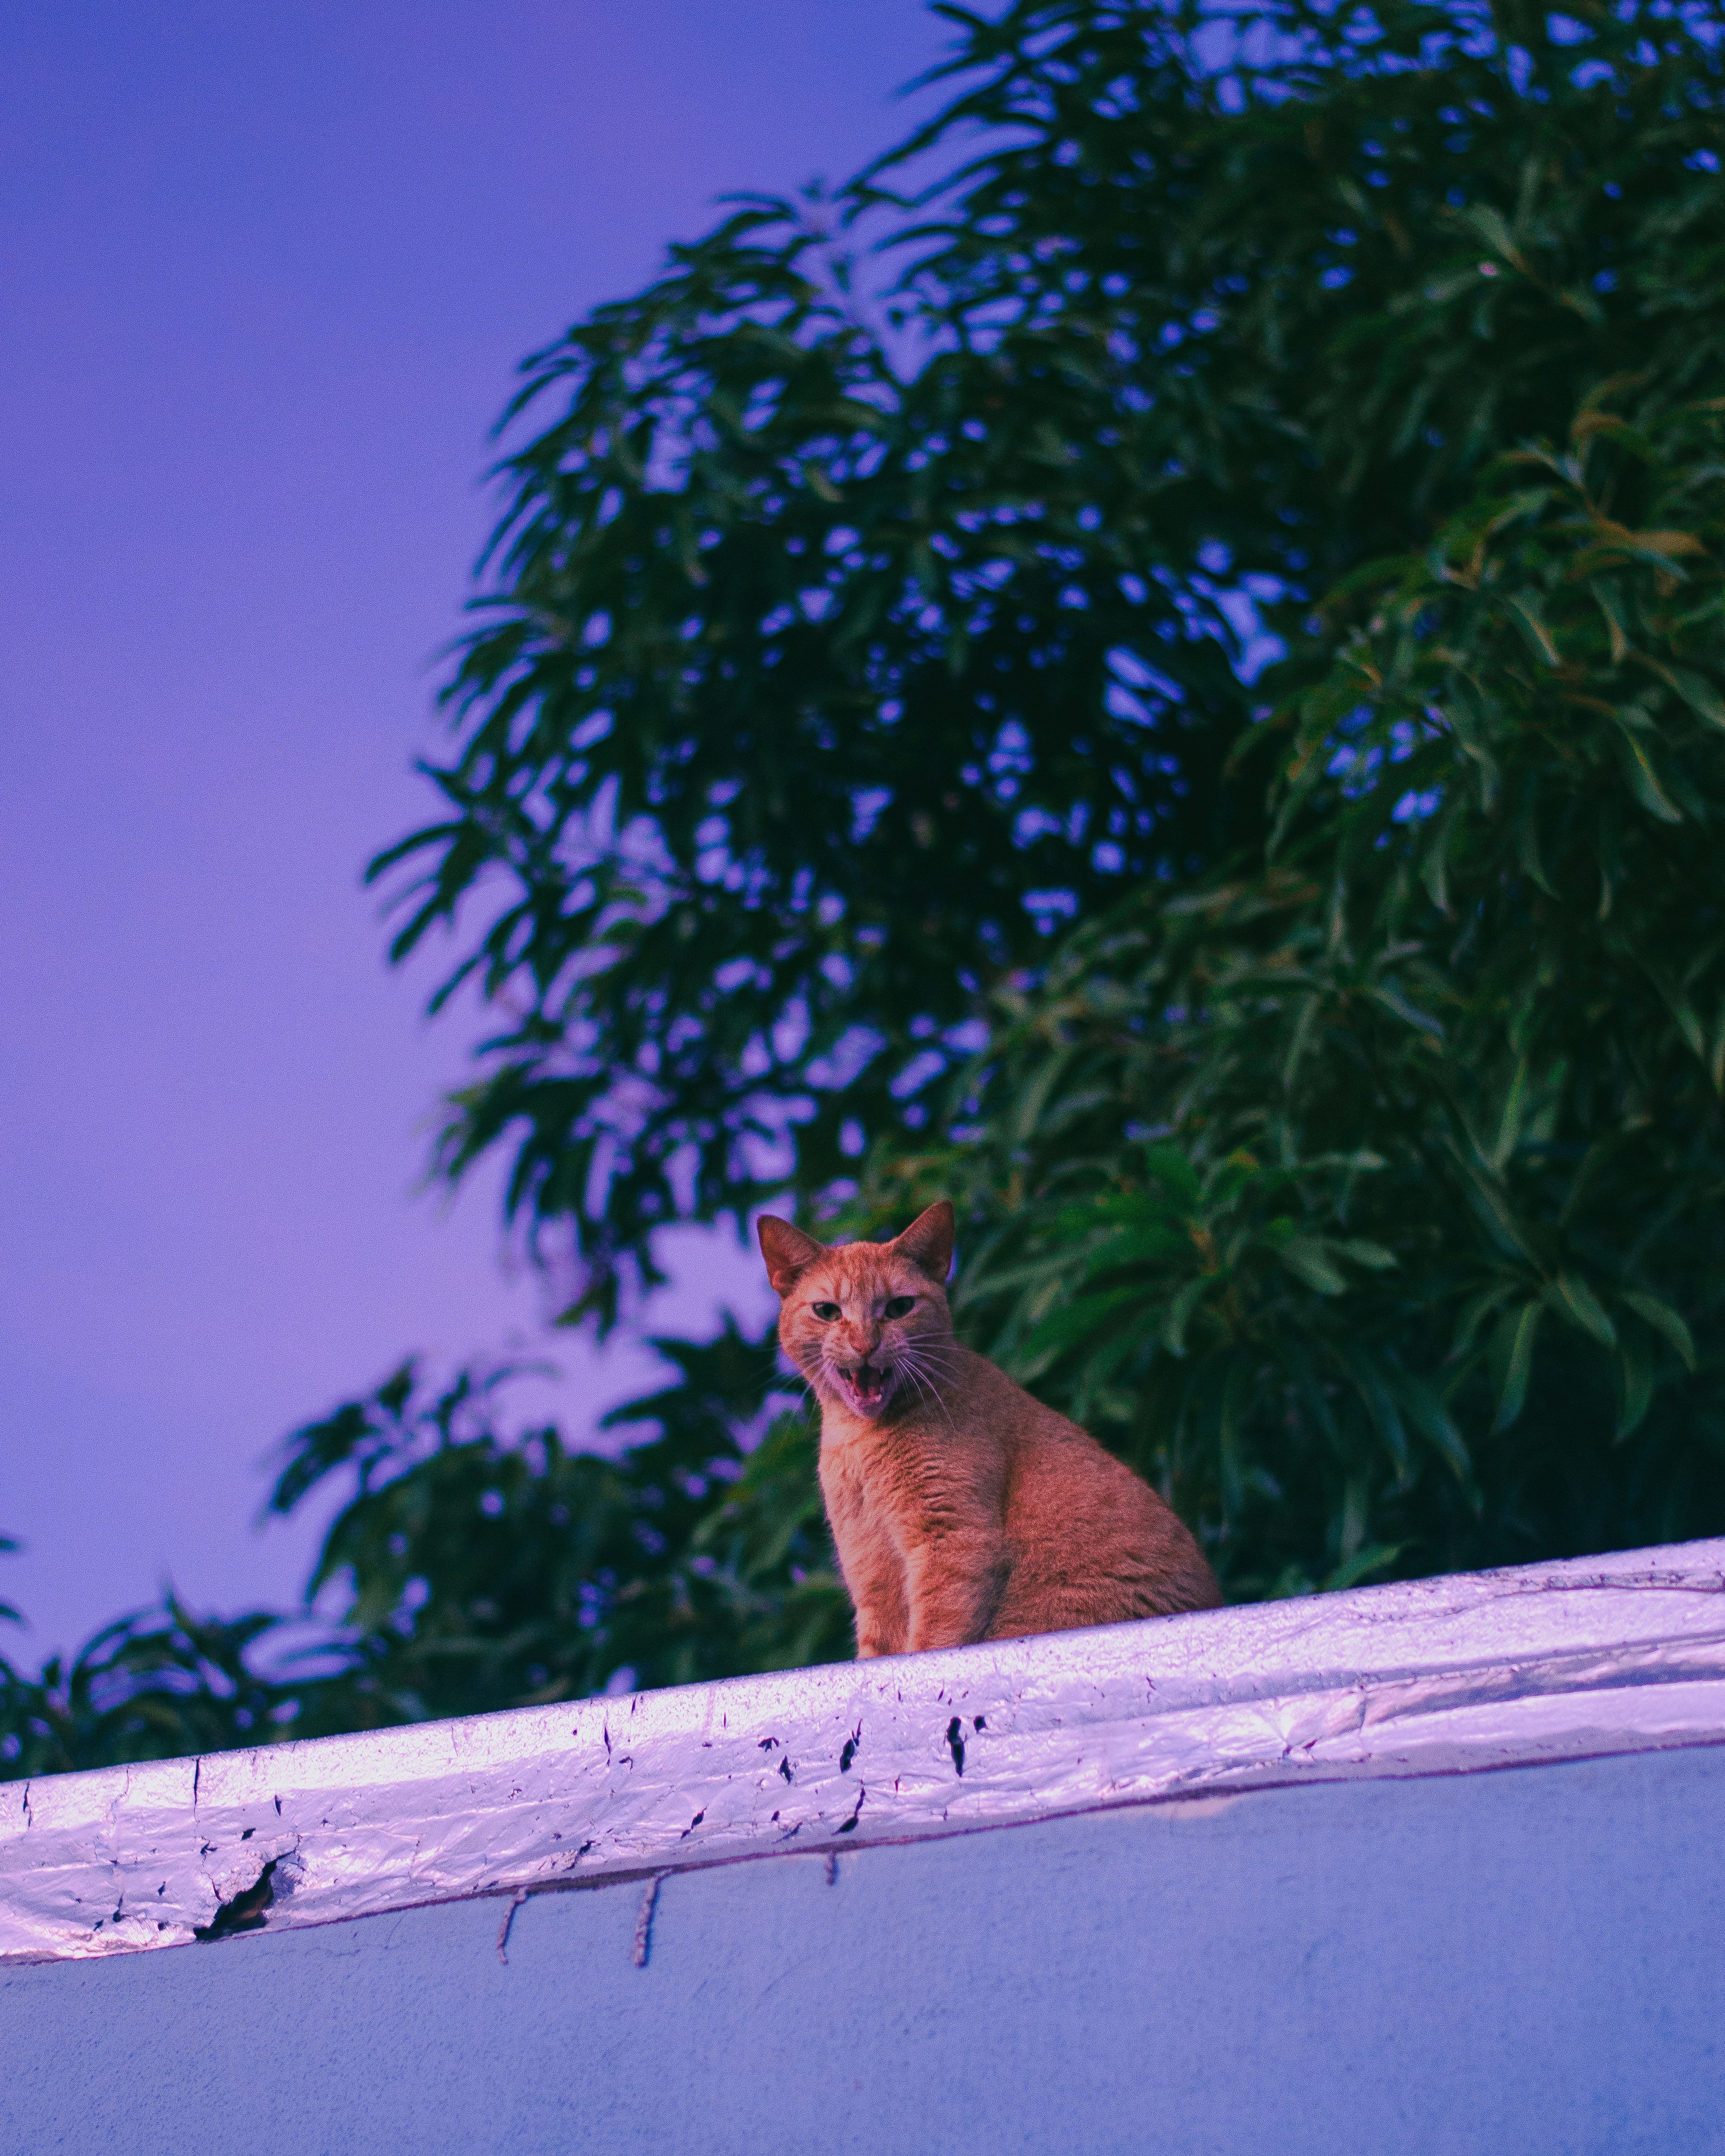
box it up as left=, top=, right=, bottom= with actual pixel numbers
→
left=834, top=1514, right=909, bottom=1657
left=855, top=1620, right=897, bottom=1659
left=852, top=1566, right=909, bottom=1658
left=902, top=1531, right=1013, bottom=1652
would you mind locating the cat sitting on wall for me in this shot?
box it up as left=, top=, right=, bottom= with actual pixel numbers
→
left=758, top=1199, right=1220, bottom=1657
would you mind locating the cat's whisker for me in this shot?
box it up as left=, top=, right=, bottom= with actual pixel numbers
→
left=901, top=1337, right=970, bottom=1371
left=894, top=1354, right=951, bottom=1428
left=896, top=1360, right=933, bottom=1411
left=899, top=1337, right=962, bottom=1373
left=902, top=1343, right=966, bottom=1381
left=895, top=1347, right=957, bottom=1429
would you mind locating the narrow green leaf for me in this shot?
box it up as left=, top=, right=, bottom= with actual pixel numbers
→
left=1615, top=1337, right=1655, bottom=1442
left=1162, top=1278, right=1208, bottom=1358
left=1321, top=1542, right=1407, bottom=1593
left=1393, top=1373, right=1474, bottom=1484
left=1418, top=807, right=1453, bottom=914
left=1664, top=667, right=1725, bottom=732
left=1506, top=595, right=1559, bottom=667
left=1551, top=1273, right=1616, bottom=1348
left=1278, top=1238, right=1349, bottom=1295
left=1632, top=654, right=1725, bottom=731
left=1490, top=1057, right=1532, bottom=1172
left=1494, top=1302, right=1544, bottom=1432
left=1021, top=1284, right=1145, bottom=1367
left=1083, top=1224, right=1192, bottom=1275
left=1592, top=582, right=1631, bottom=665
left=1339, top=1470, right=1369, bottom=1566
left=1621, top=1292, right=1697, bottom=1372
left=1644, top=966, right=1707, bottom=1059
left=1463, top=203, right=1520, bottom=266
left=1611, top=727, right=1684, bottom=823
left=1515, top=798, right=1555, bottom=897
left=1370, top=981, right=1445, bottom=1037
left=1453, top=1279, right=1518, bottom=1357
left=1336, top=1345, right=1408, bottom=1473
left=1452, top=1150, right=1539, bottom=1263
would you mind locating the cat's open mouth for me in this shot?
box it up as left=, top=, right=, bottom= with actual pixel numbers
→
left=833, top=1360, right=894, bottom=1416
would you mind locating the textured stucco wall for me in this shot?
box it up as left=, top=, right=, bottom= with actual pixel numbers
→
left=5, top=1745, right=1722, bottom=2156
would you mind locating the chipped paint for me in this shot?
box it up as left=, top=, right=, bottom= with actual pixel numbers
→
left=3, top=1538, right=1723, bottom=1964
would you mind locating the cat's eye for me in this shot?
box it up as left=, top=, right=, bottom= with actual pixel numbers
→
left=811, top=1301, right=841, bottom=1321
left=883, top=1296, right=916, bottom=1320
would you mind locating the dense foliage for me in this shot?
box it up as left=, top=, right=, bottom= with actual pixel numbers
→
left=7, top=0, right=1723, bottom=1774
left=374, top=0, right=1724, bottom=1317
left=2, top=1341, right=836, bottom=1776
left=860, top=389, right=1725, bottom=1595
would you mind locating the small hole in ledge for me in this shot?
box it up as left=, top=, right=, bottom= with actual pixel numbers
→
left=194, top=1861, right=277, bottom=1943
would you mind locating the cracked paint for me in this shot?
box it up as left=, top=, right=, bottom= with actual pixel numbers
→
left=2, top=1540, right=1723, bottom=1965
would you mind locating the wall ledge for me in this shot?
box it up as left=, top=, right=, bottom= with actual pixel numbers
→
left=5, top=1537, right=1724, bottom=1965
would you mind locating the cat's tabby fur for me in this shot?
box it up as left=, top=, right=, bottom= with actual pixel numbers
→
left=759, top=1200, right=1220, bottom=1655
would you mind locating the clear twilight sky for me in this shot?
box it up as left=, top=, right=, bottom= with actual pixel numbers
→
left=0, top=1, right=959, bottom=1658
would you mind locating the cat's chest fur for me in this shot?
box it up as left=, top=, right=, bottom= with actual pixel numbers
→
left=821, top=1434, right=879, bottom=1540
left=817, top=1372, right=999, bottom=1541
left=819, top=1416, right=925, bottom=1553
left=815, top=1415, right=956, bottom=1658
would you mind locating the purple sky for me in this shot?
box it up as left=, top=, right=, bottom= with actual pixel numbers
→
left=0, top=1, right=957, bottom=1658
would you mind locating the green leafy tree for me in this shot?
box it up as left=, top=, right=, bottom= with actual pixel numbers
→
left=263, top=1327, right=844, bottom=1724
left=370, top=0, right=1725, bottom=1593
left=1, top=1593, right=291, bottom=1780
left=3, top=1335, right=837, bottom=1776
left=857, top=386, right=1725, bottom=1595
left=373, top=0, right=1724, bottom=1321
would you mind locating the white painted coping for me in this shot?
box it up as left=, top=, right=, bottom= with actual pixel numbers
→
left=4, top=1537, right=1723, bottom=1965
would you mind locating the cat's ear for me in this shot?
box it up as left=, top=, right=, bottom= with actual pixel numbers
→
left=891, top=1199, right=954, bottom=1284
left=757, top=1215, right=827, bottom=1297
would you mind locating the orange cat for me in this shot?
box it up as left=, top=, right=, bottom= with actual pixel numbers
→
left=758, top=1200, right=1220, bottom=1655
